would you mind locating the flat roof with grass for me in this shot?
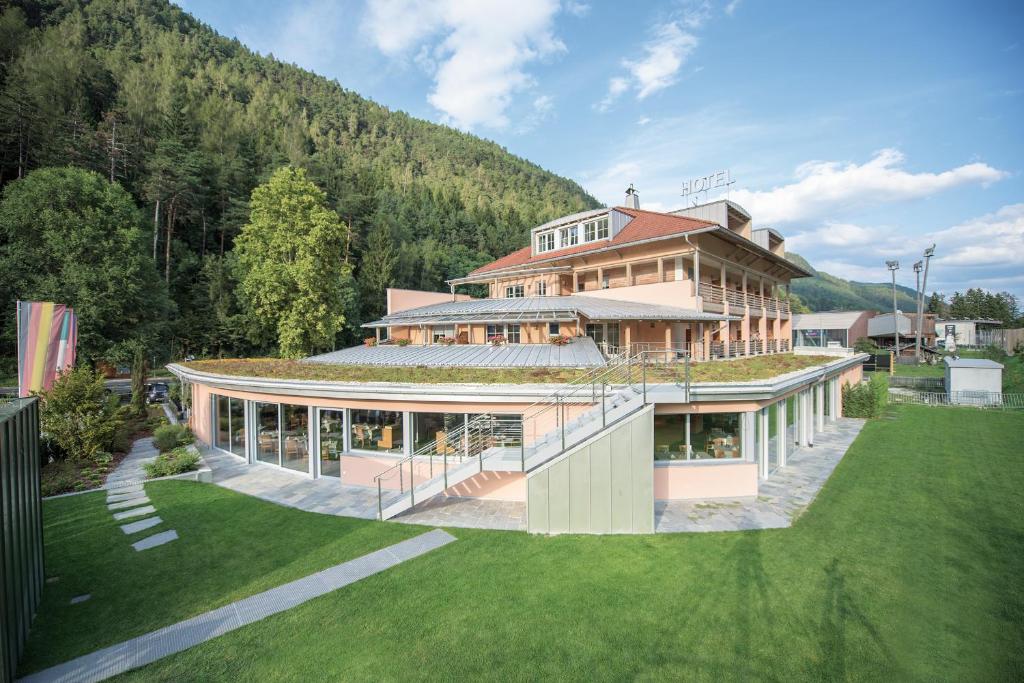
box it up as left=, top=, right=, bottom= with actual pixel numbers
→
left=176, top=353, right=841, bottom=386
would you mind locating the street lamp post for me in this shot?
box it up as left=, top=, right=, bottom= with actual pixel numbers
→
left=886, top=260, right=900, bottom=356
left=913, top=261, right=923, bottom=360
left=917, top=245, right=935, bottom=359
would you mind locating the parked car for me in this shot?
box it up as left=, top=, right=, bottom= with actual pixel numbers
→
left=146, top=382, right=170, bottom=404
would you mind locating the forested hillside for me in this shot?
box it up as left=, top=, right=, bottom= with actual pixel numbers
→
left=0, top=0, right=598, bottom=363
left=786, top=252, right=918, bottom=313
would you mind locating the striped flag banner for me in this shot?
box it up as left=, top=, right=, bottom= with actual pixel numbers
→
left=17, top=301, right=78, bottom=398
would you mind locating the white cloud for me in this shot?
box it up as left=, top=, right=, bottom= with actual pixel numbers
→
left=730, top=149, right=1008, bottom=224
left=596, top=76, right=630, bottom=111
left=932, top=204, right=1024, bottom=268
left=564, top=1, right=590, bottom=17
left=637, top=116, right=652, bottom=126
left=626, top=23, right=699, bottom=99
left=724, top=0, right=742, bottom=16
left=363, top=0, right=565, bottom=130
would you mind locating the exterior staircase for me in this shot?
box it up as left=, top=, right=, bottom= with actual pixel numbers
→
left=374, top=351, right=687, bottom=520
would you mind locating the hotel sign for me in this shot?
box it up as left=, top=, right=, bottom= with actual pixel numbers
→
left=681, top=170, right=734, bottom=205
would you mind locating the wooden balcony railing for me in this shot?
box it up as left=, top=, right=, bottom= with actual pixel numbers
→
left=699, top=282, right=724, bottom=304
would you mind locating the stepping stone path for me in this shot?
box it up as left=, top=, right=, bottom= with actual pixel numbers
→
left=103, top=437, right=181, bottom=552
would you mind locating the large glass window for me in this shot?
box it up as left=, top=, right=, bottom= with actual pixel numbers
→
left=505, top=285, right=524, bottom=298
left=350, top=409, right=403, bottom=454
left=230, top=398, right=245, bottom=457
left=536, top=281, right=547, bottom=296
left=654, top=412, right=742, bottom=460
left=486, top=324, right=520, bottom=343
left=319, top=409, right=344, bottom=477
left=256, top=402, right=280, bottom=465
left=432, top=325, right=455, bottom=342
left=216, top=395, right=230, bottom=450
left=282, top=404, right=309, bottom=472
left=413, top=412, right=466, bottom=453
left=583, top=217, right=609, bottom=242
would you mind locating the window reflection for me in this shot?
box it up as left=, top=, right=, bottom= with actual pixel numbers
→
left=319, top=409, right=344, bottom=477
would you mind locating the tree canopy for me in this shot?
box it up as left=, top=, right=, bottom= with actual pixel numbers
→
left=0, top=0, right=598, bottom=362
left=0, top=166, right=169, bottom=362
left=234, top=167, right=353, bottom=358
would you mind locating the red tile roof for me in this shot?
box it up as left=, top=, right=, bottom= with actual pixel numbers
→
left=469, top=207, right=715, bottom=275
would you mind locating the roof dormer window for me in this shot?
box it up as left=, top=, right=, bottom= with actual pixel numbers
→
left=583, top=217, right=609, bottom=242
left=536, top=231, right=555, bottom=253
left=559, top=225, right=578, bottom=249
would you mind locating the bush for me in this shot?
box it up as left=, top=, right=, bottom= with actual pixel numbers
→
left=853, top=337, right=882, bottom=354
left=144, top=447, right=200, bottom=478
left=153, top=424, right=194, bottom=452
left=395, top=338, right=411, bottom=347
left=41, top=460, right=79, bottom=497
left=842, top=374, right=888, bottom=418
left=38, top=366, right=124, bottom=463
left=549, top=335, right=570, bottom=346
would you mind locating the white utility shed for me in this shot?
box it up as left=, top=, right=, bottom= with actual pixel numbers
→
left=944, top=357, right=1003, bottom=405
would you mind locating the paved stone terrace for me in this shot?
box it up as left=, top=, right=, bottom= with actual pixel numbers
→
left=198, top=417, right=864, bottom=534
left=654, top=417, right=865, bottom=533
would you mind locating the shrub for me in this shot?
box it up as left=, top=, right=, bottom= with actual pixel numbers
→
left=363, top=337, right=377, bottom=347
left=853, top=337, right=882, bottom=354
left=153, top=423, right=194, bottom=452
left=842, top=374, right=888, bottom=418
left=395, top=338, right=411, bottom=347
left=549, top=335, right=570, bottom=346
left=41, top=460, right=79, bottom=497
left=144, top=447, right=200, bottom=478
left=38, top=366, right=123, bottom=464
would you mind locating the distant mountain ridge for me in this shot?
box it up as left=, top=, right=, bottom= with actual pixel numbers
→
left=786, top=252, right=918, bottom=313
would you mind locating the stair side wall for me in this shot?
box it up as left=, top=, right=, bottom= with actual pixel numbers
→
left=527, top=405, right=654, bottom=535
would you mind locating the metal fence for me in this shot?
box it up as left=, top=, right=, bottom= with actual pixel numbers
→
left=0, top=398, right=44, bottom=682
left=889, top=376, right=945, bottom=391
left=888, top=390, right=1024, bottom=409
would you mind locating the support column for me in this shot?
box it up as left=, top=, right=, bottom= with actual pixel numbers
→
left=758, top=407, right=770, bottom=479
left=816, top=383, right=825, bottom=433
left=742, top=411, right=757, bottom=462
left=685, top=413, right=692, bottom=459
left=573, top=271, right=579, bottom=292
left=776, top=398, right=787, bottom=467
left=806, top=389, right=815, bottom=447
left=794, top=393, right=804, bottom=447
left=626, top=262, right=632, bottom=286
left=403, top=412, right=413, bottom=456
left=693, top=251, right=701, bottom=298
left=657, top=257, right=664, bottom=282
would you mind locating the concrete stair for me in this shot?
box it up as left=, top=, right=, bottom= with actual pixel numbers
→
left=378, top=386, right=646, bottom=520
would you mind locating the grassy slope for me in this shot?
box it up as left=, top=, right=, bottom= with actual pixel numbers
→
left=20, top=483, right=423, bottom=674
left=181, top=354, right=837, bottom=385
left=26, top=406, right=1021, bottom=680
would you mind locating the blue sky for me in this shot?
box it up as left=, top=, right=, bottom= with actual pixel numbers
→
left=176, top=0, right=1024, bottom=299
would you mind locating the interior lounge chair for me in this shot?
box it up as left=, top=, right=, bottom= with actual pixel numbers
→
left=377, top=425, right=394, bottom=450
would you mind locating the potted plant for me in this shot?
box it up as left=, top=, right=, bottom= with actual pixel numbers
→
left=395, top=338, right=411, bottom=347
left=440, top=336, right=456, bottom=346
left=363, top=337, right=377, bottom=347
left=549, top=335, right=570, bottom=346
left=489, top=335, right=506, bottom=347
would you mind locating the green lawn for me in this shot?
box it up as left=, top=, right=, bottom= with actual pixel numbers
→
left=28, top=406, right=1024, bottom=681
left=20, top=484, right=424, bottom=674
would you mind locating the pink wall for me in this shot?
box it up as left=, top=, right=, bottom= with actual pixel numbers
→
left=192, top=382, right=213, bottom=445
left=573, top=280, right=698, bottom=309
left=654, top=462, right=758, bottom=500
left=445, top=471, right=525, bottom=501
left=387, top=288, right=471, bottom=315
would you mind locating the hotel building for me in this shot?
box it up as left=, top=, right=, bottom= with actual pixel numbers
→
left=171, top=190, right=865, bottom=534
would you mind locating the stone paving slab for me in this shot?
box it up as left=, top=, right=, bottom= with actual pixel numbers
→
left=106, top=491, right=147, bottom=504
left=20, top=529, right=456, bottom=683
left=107, top=497, right=150, bottom=511
left=112, top=505, right=155, bottom=521
left=654, top=417, right=865, bottom=533
left=120, top=517, right=163, bottom=535
left=131, top=530, right=178, bottom=552
left=395, top=496, right=526, bottom=531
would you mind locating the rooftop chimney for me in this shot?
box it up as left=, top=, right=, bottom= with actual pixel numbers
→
left=625, top=183, right=639, bottom=209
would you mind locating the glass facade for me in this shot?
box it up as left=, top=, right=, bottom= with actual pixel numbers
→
left=318, top=409, right=344, bottom=477
left=256, top=402, right=280, bottom=465
left=412, top=412, right=466, bottom=453
left=216, top=395, right=229, bottom=450
left=229, top=398, right=245, bottom=457
left=214, top=394, right=245, bottom=458
left=793, top=328, right=848, bottom=347
left=350, top=409, right=403, bottom=453
left=653, top=412, right=743, bottom=461
left=281, top=404, right=309, bottom=472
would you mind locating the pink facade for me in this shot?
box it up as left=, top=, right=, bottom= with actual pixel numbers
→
left=387, top=288, right=471, bottom=315
left=654, top=462, right=758, bottom=500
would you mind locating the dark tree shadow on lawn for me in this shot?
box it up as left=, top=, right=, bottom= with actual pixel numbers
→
left=816, top=557, right=899, bottom=680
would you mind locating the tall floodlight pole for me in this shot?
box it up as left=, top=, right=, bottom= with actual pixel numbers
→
left=917, top=245, right=935, bottom=358
left=913, top=261, right=923, bottom=360
left=887, top=260, right=900, bottom=356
